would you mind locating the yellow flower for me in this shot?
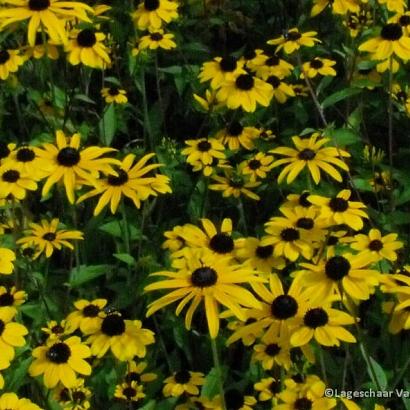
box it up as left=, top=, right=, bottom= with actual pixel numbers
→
left=359, top=23, right=410, bottom=61
left=0, top=307, right=28, bottom=362
left=0, top=162, right=37, bottom=200
left=193, top=89, right=222, bottom=112
left=266, top=75, right=295, bottom=103
left=253, top=54, right=294, bottom=80
left=34, top=130, right=119, bottom=204
left=215, top=122, right=260, bottom=151
left=132, top=0, right=178, bottom=30
left=86, top=313, right=155, bottom=361
left=17, top=218, right=83, bottom=259
left=23, top=32, right=59, bottom=60
left=66, top=28, right=111, bottom=69
left=209, top=173, right=261, bottom=200
left=311, top=0, right=361, bottom=16
left=301, top=57, right=337, bottom=78
left=216, top=73, right=273, bottom=112
left=145, top=248, right=263, bottom=339
left=163, top=370, right=205, bottom=397
left=114, top=381, right=145, bottom=403
left=55, top=378, right=92, bottom=410
left=138, top=29, right=176, bottom=50
left=254, top=377, right=281, bottom=402
left=124, top=361, right=157, bottom=384
left=0, top=248, right=16, bottom=275
left=0, top=49, right=24, bottom=80
left=0, top=286, right=26, bottom=313
left=267, top=28, right=320, bottom=54
left=30, top=336, right=91, bottom=389
left=349, top=228, right=403, bottom=262
left=270, top=133, right=350, bottom=184
left=0, top=392, right=42, bottom=410
left=41, top=320, right=72, bottom=341
left=0, top=0, right=93, bottom=46
left=77, top=153, right=171, bottom=215
left=101, top=87, right=128, bottom=104
left=378, top=0, right=406, bottom=13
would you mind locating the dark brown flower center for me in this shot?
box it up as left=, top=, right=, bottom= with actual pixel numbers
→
left=271, top=295, right=298, bottom=319
left=299, top=192, right=311, bottom=207
left=280, top=228, right=300, bottom=242
left=101, top=314, right=126, bottom=336
left=108, top=87, right=119, bottom=96
left=72, top=391, right=86, bottom=402
left=298, top=148, right=316, bottom=160
left=191, top=267, right=217, bottom=287
left=304, top=308, right=329, bottom=328
left=399, top=15, right=410, bottom=26
left=225, top=390, right=244, bottom=410
left=0, top=143, right=10, bottom=159
left=329, top=197, right=349, bottom=212
left=265, top=343, right=281, bottom=356
left=381, top=23, right=403, bottom=41
left=57, top=147, right=80, bottom=167
left=150, top=32, right=163, bottom=41
left=270, top=380, right=281, bottom=393
left=325, top=255, right=351, bottom=280
left=235, top=74, right=254, bottom=90
left=286, top=31, right=302, bottom=41
left=77, top=29, right=97, bottom=48
left=0, top=292, right=14, bottom=306
left=266, top=56, right=280, bottom=66
left=296, top=218, right=314, bottom=230
left=42, top=232, right=56, bottom=241
left=51, top=325, right=64, bottom=334
left=144, top=0, right=160, bottom=11
left=174, top=370, right=191, bottom=384
left=2, top=170, right=20, bottom=183
left=107, top=169, right=129, bottom=186
left=0, top=320, right=4, bottom=336
left=197, top=140, right=212, bottom=152
left=310, top=58, right=324, bottom=69
left=28, top=0, right=50, bottom=11
left=267, top=75, right=281, bottom=88
left=83, top=304, right=100, bottom=317
left=123, top=386, right=137, bottom=399
left=16, top=147, right=35, bottom=162
left=47, top=342, right=71, bottom=363
left=248, top=159, right=261, bottom=170
left=227, top=121, right=243, bottom=136
left=219, top=56, right=237, bottom=72
left=294, top=398, right=313, bottom=410
left=256, top=245, right=273, bottom=259
left=0, top=50, right=10, bottom=65
left=369, top=239, right=383, bottom=251
left=209, top=233, right=234, bottom=254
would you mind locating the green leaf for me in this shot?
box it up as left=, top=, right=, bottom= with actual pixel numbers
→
left=98, top=104, right=116, bottom=146
left=201, top=367, right=221, bottom=398
left=69, top=264, right=112, bottom=287
left=6, top=357, right=32, bottom=391
left=360, top=347, right=388, bottom=390
left=321, top=88, right=362, bottom=109
left=327, top=128, right=359, bottom=145
left=99, top=220, right=142, bottom=240
left=113, top=253, right=136, bottom=265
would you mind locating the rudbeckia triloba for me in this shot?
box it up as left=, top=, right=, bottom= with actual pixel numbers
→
left=86, top=313, right=155, bottom=361
left=349, top=228, right=403, bottom=262
left=216, top=73, right=273, bottom=112
left=55, top=379, right=92, bottom=410
left=290, top=304, right=356, bottom=347
left=23, top=32, right=59, bottom=60
left=0, top=393, right=42, bottom=410
left=66, top=28, right=111, bottom=69
left=138, top=29, right=176, bottom=50
left=266, top=75, right=295, bottom=104
left=254, top=54, right=294, bottom=80
left=77, top=153, right=171, bottom=215
left=114, top=381, right=145, bottom=403
left=359, top=23, right=410, bottom=61
left=41, top=320, right=72, bottom=341
left=215, top=122, right=260, bottom=151
left=181, top=138, right=225, bottom=177
left=209, top=172, right=261, bottom=200
left=132, top=0, right=178, bottom=30
left=0, top=0, right=93, bottom=46
left=34, top=130, right=119, bottom=204
left=308, top=189, right=368, bottom=230
left=125, top=361, right=157, bottom=385
left=267, top=28, right=320, bottom=54
left=145, top=248, right=263, bottom=338
left=0, top=248, right=16, bottom=275
left=0, top=307, right=28, bottom=362
left=0, top=163, right=37, bottom=200
left=0, top=49, right=25, bottom=80
left=254, top=377, right=281, bottom=402
left=198, top=56, right=246, bottom=89
left=16, top=218, right=83, bottom=259
left=0, top=286, right=26, bottom=314
left=311, top=0, right=360, bottom=16
left=65, top=298, right=107, bottom=334
left=301, top=57, right=337, bottom=78
left=270, top=134, right=350, bottom=184
left=162, top=370, right=205, bottom=397
left=240, top=152, right=275, bottom=182
left=101, top=87, right=128, bottom=104
left=297, top=253, right=380, bottom=302
left=379, top=0, right=406, bottom=13
left=29, top=336, right=92, bottom=388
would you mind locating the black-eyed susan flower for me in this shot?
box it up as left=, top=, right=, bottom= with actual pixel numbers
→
left=224, top=390, right=257, bottom=410
left=216, top=73, right=273, bottom=112
left=267, top=28, right=320, bottom=54
left=390, top=11, right=410, bottom=36
left=290, top=304, right=356, bottom=347
left=243, top=48, right=267, bottom=71
left=0, top=286, right=26, bottom=313
left=266, top=75, right=295, bottom=103
left=215, top=122, right=260, bottom=151
left=66, top=28, right=111, bottom=69
left=41, top=320, right=72, bottom=341
left=344, top=9, right=373, bottom=38
left=17, top=218, right=83, bottom=259
left=209, top=172, right=261, bottom=200
left=198, top=56, right=246, bottom=89
left=138, top=29, right=176, bottom=50
left=379, top=0, right=406, bottom=13
left=254, top=54, right=294, bottom=80
left=145, top=248, right=263, bottom=338
left=297, top=253, right=380, bottom=302
left=0, top=392, right=42, bottom=410
left=383, top=290, right=410, bottom=334
left=0, top=163, right=37, bottom=200
left=34, top=130, right=119, bottom=204
left=359, top=23, right=410, bottom=61
left=181, top=138, right=225, bottom=177
left=114, top=381, right=145, bottom=403
left=86, top=313, right=155, bottom=361
left=308, top=190, right=368, bottom=230
left=224, top=311, right=263, bottom=346
left=55, top=378, right=92, bottom=410
left=254, top=377, right=282, bottom=403
left=0, top=142, right=16, bottom=163
left=101, top=87, right=128, bottom=104
left=29, top=336, right=92, bottom=388
left=292, top=83, right=309, bottom=97
left=0, top=248, right=16, bottom=275
left=235, top=237, right=286, bottom=275
left=125, top=361, right=157, bottom=385
left=0, top=307, right=28, bottom=362
left=193, top=89, right=222, bottom=112
left=0, top=0, right=93, bottom=46
left=162, top=225, right=188, bottom=253
left=77, top=153, right=171, bottom=215
left=65, top=299, right=107, bottom=335
left=23, top=32, right=59, bottom=60
left=0, top=49, right=24, bottom=80
left=369, top=170, right=392, bottom=192
left=311, top=0, right=360, bottom=16
left=349, top=229, right=403, bottom=262
left=132, top=0, right=178, bottom=30
left=270, top=133, right=350, bottom=185
left=163, top=370, right=205, bottom=397
left=301, top=57, right=337, bottom=78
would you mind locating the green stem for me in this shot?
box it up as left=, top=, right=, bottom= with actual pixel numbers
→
left=210, top=337, right=226, bottom=410
left=389, top=355, right=410, bottom=391
left=318, top=347, right=328, bottom=384
left=140, top=66, right=154, bottom=151
left=121, top=201, right=131, bottom=255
